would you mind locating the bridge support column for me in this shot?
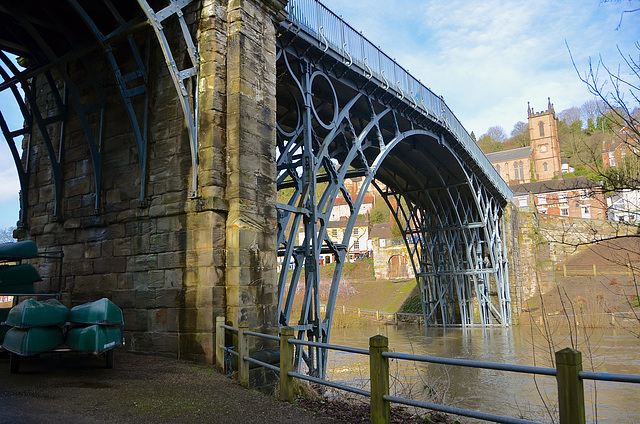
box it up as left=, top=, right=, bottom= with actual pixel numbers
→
left=223, top=0, right=285, bottom=336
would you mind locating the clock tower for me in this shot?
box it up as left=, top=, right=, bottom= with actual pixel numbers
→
left=528, top=98, right=562, bottom=181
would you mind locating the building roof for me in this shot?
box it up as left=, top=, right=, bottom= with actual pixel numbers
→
left=327, top=217, right=369, bottom=228
left=510, top=176, right=600, bottom=195
left=485, top=147, right=531, bottom=163
left=370, top=222, right=392, bottom=239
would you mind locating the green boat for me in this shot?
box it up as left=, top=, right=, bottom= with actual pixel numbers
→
left=0, top=241, right=38, bottom=261
left=0, top=264, right=42, bottom=286
left=6, top=299, right=69, bottom=328
left=2, top=326, right=64, bottom=356
left=66, top=324, right=123, bottom=355
left=70, top=298, right=123, bottom=325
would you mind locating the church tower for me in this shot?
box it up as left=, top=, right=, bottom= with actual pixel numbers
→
left=528, top=98, right=562, bottom=181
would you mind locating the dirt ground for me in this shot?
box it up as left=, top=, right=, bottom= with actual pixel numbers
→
left=523, top=236, right=640, bottom=321
left=0, top=349, right=351, bottom=424
left=0, top=349, right=448, bottom=424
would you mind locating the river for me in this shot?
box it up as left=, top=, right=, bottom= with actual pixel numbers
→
left=326, top=323, right=640, bottom=423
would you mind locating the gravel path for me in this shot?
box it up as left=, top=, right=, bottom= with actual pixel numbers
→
left=0, top=349, right=349, bottom=424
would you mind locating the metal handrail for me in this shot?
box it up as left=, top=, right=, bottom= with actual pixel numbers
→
left=289, top=371, right=371, bottom=397
left=217, top=321, right=640, bottom=424
left=384, top=395, right=541, bottom=424
left=287, top=338, right=370, bottom=355
left=283, top=0, right=513, bottom=202
left=384, top=351, right=557, bottom=376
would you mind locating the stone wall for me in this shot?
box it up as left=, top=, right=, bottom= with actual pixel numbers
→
left=17, top=0, right=285, bottom=364
left=505, top=203, right=636, bottom=319
left=371, top=238, right=415, bottom=280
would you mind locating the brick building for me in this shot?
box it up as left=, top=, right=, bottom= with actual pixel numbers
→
left=511, top=177, right=607, bottom=219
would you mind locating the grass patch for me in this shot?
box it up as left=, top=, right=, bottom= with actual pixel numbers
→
left=401, top=293, right=423, bottom=314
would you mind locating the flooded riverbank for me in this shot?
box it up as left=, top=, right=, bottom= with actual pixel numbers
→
left=327, top=323, right=640, bottom=423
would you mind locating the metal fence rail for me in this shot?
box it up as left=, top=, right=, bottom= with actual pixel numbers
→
left=283, top=0, right=512, bottom=202
left=215, top=318, right=640, bottom=424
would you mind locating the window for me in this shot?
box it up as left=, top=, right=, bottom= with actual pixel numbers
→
left=582, top=206, right=591, bottom=219
left=519, top=161, right=524, bottom=180
left=536, top=194, right=547, bottom=205
left=353, top=240, right=360, bottom=250
left=353, top=228, right=359, bottom=236
left=558, top=193, right=567, bottom=203
left=514, top=163, right=520, bottom=181
left=379, top=239, right=386, bottom=247
left=560, top=207, right=569, bottom=216
left=496, top=164, right=501, bottom=174
left=332, top=228, right=338, bottom=237
left=539, top=207, right=548, bottom=214
left=518, top=197, right=528, bottom=207
left=580, top=190, right=588, bottom=200
left=543, top=162, right=548, bottom=171
left=539, top=121, right=545, bottom=136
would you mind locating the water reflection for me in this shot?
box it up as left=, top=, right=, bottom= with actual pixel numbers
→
left=327, top=324, right=640, bottom=424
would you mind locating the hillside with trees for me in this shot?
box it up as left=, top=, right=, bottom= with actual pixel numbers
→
left=477, top=99, right=640, bottom=190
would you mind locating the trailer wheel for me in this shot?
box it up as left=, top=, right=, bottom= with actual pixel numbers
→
left=9, top=353, right=20, bottom=373
left=106, top=349, right=114, bottom=369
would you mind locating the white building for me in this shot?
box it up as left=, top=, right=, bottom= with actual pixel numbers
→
left=607, top=189, right=640, bottom=222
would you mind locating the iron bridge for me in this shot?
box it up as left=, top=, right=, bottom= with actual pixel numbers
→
left=275, top=0, right=513, bottom=378
left=0, top=0, right=513, bottom=379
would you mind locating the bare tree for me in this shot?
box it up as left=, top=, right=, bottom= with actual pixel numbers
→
left=580, top=99, right=606, bottom=129
left=557, top=107, right=582, bottom=126
left=485, top=125, right=507, bottom=143
left=510, top=121, right=530, bottom=147
left=567, top=38, right=640, bottom=194
left=0, top=227, right=15, bottom=243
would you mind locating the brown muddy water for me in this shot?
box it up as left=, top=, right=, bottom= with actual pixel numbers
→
left=327, top=323, right=640, bottom=423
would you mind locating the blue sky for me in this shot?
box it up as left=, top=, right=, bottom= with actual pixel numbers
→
left=0, top=1, right=638, bottom=229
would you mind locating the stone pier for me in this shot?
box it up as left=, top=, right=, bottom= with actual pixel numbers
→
left=15, top=0, right=286, bottom=364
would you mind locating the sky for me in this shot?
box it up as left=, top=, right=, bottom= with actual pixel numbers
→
left=0, top=0, right=638, bottom=229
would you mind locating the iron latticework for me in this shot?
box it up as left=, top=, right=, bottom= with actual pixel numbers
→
left=0, top=0, right=199, bottom=225
left=276, top=0, right=513, bottom=378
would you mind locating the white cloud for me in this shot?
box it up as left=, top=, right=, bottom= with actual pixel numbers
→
left=0, top=159, right=19, bottom=197
left=318, top=0, right=639, bottom=137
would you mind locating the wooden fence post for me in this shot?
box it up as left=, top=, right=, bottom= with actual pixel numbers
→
left=358, top=308, right=361, bottom=317
left=215, top=316, right=226, bottom=370
left=556, top=348, right=585, bottom=424
left=370, top=335, right=390, bottom=424
left=238, top=321, right=249, bottom=388
left=563, top=264, right=567, bottom=277
left=279, top=326, right=295, bottom=402
left=593, top=264, right=597, bottom=276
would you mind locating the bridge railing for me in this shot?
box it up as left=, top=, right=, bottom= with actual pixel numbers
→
left=215, top=318, right=640, bottom=424
left=284, top=0, right=513, bottom=201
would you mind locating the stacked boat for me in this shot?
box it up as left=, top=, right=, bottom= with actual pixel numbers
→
left=67, top=298, right=124, bottom=363
left=1, top=298, right=124, bottom=372
left=2, top=299, right=68, bottom=357
left=0, top=241, right=41, bottom=344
